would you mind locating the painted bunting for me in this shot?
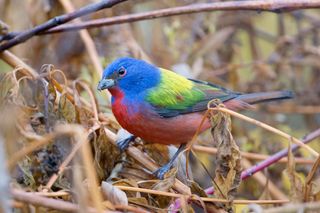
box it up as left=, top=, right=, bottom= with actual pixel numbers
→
left=97, top=57, right=293, bottom=179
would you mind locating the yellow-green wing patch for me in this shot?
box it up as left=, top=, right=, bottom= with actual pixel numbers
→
left=146, top=68, right=239, bottom=117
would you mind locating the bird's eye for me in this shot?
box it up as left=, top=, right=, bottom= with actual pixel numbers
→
left=118, top=67, right=126, bottom=77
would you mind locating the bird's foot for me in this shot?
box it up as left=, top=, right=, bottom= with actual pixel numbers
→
left=116, top=134, right=136, bottom=152
left=153, top=163, right=172, bottom=180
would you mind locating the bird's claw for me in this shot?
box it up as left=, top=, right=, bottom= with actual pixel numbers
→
left=153, top=164, right=172, bottom=180
left=116, top=135, right=136, bottom=152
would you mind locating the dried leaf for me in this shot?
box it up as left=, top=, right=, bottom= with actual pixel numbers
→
left=101, top=181, right=128, bottom=206
left=0, top=73, right=15, bottom=103
left=128, top=197, right=156, bottom=212
left=128, top=197, right=149, bottom=206
left=187, top=180, right=207, bottom=197
left=152, top=168, right=176, bottom=192
left=304, top=156, right=320, bottom=201
left=144, top=143, right=170, bottom=166
left=113, top=179, right=140, bottom=198
left=93, top=127, right=120, bottom=181
left=58, top=93, right=76, bottom=123
left=209, top=104, right=242, bottom=211
left=310, top=177, right=320, bottom=201
left=283, top=140, right=304, bottom=203
left=149, top=169, right=176, bottom=208
left=76, top=107, right=94, bottom=127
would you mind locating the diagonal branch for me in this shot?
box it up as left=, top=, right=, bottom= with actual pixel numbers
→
left=0, top=0, right=127, bottom=51
left=205, top=128, right=320, bottom=195
left=171, top=128, right=320, bottom=212
left=2, top=1, right=320, bottom=46
left=35, top=0, right=320, bottom=34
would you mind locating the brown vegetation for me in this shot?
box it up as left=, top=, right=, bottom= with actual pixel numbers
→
left=0, top=1, right=320, bottom=212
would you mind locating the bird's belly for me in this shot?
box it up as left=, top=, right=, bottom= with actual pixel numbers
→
left=114, top=107, right=211, bottom=145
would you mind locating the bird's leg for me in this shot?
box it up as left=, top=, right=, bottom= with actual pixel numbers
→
left=116, top=133, right=136, bottom=152
left=153, top=143, right=186, bottom=179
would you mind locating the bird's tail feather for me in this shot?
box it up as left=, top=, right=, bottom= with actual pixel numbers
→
left=235, top=90, right=294, bottom=105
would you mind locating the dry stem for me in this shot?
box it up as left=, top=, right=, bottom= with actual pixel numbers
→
left=209, top=106, right=319, bottom=157
left=46, top=0, right=320, bottom=34
left=116, top=185, right=289, bottom=205
left=193, top=144, right=315, bottom=164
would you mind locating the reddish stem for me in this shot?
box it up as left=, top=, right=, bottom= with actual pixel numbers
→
left=171, top=128, right=320, bottom=212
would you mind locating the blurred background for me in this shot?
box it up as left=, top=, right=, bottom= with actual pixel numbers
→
left=1, top=0, right=320, bottom=212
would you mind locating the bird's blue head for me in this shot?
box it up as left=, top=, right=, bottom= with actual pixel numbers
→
left=97, top=57, right=160, bottom=96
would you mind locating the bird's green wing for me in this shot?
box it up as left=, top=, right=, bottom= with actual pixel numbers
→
left=146, top=68, right=240, bottom=118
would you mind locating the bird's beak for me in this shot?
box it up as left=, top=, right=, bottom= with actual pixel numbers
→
left=97, top=79, right=115, bottom=91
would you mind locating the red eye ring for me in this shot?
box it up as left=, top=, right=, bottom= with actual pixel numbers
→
left=118, top=67, right=126, bottom=77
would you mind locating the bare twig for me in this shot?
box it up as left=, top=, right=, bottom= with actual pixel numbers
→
left=0, top=0, right=127, bottom=51
left=7, top=133, right=56, bottom=170
left=45, top=124, right=100, bottom=189
left=204, top=128, right=320, bottom=195
left=172, top=128, right=320, bottom=211
left=2, top=0, right=320, bottom=46
left=304, top=155, right=320, bottom=201
left=211, top=107, right=319, bottom=157
left=116, top=185, right=289, bottom=204
left=42, top=0, right=320, bottom=34
left=264, top=201, right=320, bottom=213
left=10, top=188, right=113, bottom=213
left=242, top=158, right=288, bottom=200
left=58, top=0, right=104, bottom=78
left=193, top=144, right=315, bottom=164
left=79, top=128, right=105, bottom=213
left=241, top=128, right=320, bottom=181
left=0, top=51, right=38, bottom=78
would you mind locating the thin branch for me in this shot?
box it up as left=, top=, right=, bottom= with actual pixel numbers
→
left=80, top=128, right=105, bottom=213
left=241, top=158, right=288, bottom=200
left=0, top=0, right=127, bottom=51
left=58, top=0, right=104, bottom=78
left=44, top=124, right=100, bottom=189
left=193, top=144, right=315, bottom=164
left=304, top=155, right=320, bottom=201
left=11, top=188, right=113, bottom=213
left=241, top=128, right=320, bottom=180
left=42, top=0, right=320, bottom=34
left=116, top=185, right=289, bottom=204
left=171, top=128, right=320, bottom=211
left=205, top=128, right=320, bottom=195
left=7, top=133, right=56, bottom=170
left=211, top=107, right=319, bottom=157
left=2, top=0, right=320, bottom=44
left=0, top=51, right=38, bottom=78
left=264, top=201, right=320, bottom=213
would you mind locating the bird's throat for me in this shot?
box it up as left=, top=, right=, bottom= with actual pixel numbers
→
left=108, top=87, right=124, bottom=99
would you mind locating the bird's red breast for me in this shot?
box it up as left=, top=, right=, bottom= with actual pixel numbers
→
left=109, top=88, right=211, bottom=145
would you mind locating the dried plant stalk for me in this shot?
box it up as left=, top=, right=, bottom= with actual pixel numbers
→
left=209, top=102, right=242, bottom=211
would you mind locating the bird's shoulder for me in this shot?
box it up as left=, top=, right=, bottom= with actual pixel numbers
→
left=146, top=68, right=204, bottom=109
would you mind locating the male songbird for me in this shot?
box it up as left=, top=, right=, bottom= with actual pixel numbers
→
left=97, top=57, right=293, bottom=179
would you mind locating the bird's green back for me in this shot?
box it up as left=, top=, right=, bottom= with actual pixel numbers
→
left=146, top=68, right=239, bottom=117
